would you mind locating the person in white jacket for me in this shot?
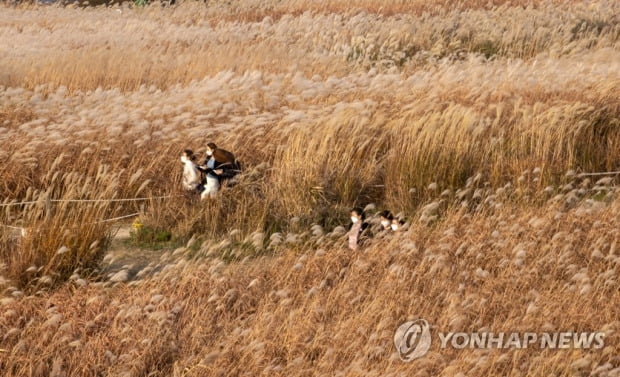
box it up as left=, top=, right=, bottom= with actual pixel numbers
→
left=180, top=149, right=203, bottom=193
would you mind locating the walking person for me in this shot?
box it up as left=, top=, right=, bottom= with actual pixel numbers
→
left=370, top=209, right=394, bottom=238
left=390, top=217, right=406, bottom=232
left=378, top=210, right=394, bottom=231
left=347, top=207, right=369, bottom=251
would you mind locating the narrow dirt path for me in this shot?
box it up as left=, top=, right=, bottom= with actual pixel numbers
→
left=99, top=224, right=172, bottom=282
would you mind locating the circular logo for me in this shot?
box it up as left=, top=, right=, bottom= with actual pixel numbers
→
left=394, top=319, right=432, bottom=361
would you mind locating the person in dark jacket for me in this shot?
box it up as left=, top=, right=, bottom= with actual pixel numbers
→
left=198, top=142, right=241, bottom=199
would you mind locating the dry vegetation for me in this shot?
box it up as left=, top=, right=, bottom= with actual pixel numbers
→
left=0, top=0, right=619, bottom=376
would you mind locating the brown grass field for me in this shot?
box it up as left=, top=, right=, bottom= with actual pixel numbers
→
left=0, top=0, right=619, bottom=376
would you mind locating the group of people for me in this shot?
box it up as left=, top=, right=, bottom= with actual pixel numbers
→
left=347, top=208, right=406, bottom=250
left=180, top=142, right=241, bottom=199
left=180, top=144, right=403, bottom=251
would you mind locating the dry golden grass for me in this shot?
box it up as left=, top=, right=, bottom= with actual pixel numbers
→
left=1, top=191, right=619, bottom=376
left=0, top=0, right=619, bottom=375
left=1, top=1, right=618, bottom=90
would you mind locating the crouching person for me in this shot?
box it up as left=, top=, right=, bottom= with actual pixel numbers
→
left=199, top=156, right=221, bottom=200
left=198, top=142, right=241, bottom=199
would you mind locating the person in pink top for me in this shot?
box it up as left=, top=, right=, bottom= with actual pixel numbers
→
left=347, top=207, right=369, bottom=250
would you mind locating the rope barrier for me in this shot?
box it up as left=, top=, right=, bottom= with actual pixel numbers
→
left=0, top=195, right=180, bottom=208
left=51, top=195, right=178, bottom=203
left=0, top=211, right=142, bottom=236
left=0, top=224, right=26, bottom=230
left=577, top=171, right=620, bottom=177
left=0, top=200, right=39, bottom=207
left=0, top=193, right=171, bottom=234
left=96, top=212, right=141, bottom=223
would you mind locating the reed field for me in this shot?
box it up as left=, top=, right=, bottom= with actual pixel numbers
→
left=0, top=0, right=619, bottom=376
